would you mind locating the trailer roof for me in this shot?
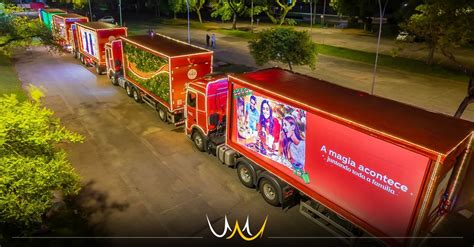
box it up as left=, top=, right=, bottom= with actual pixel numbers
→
left=122, top=34, right=212, bottom=57
left=42, top=8, right=65, bottom=13
left=77, top=22, right=122, bottom=30
left=231, top=68, right=474, bottom=156
left=53, top=13, right=87, bottom=19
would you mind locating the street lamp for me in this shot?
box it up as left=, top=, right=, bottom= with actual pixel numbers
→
left=118, top=0, right=122, bottom=26
left=251, top=0, right=254, bottom=33
left=88, top=0, right=92, bottom=21
left=322, top=0, right=326, bottom=27
left=309, top=0, right=312, bottom=32
left=370, top=0, right=388, bottom=95
left=186, top=0, right=190, bottom=44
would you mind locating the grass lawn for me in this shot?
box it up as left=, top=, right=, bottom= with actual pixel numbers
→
left=317, top=44, right=468, bottom=82
left=129, top=18, right=470, bottom=82
left=0, top=54, right=27, bottom=101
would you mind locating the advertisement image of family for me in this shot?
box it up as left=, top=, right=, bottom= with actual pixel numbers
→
left=235, top=91, right=309, bottom=183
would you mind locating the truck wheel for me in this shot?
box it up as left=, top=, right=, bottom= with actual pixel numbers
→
left=158, top=108, right=167, bottom=122
left=237, top=163, right=255, bottom=188
left=125, top=83, right=133, bottom=97
left=132, top=88, right=142, bottom=103
left=192, top=131, right=206, bottom=152
left=259, top=178, right=281, bottom=207
left=110, top=73, right=119, bottom=86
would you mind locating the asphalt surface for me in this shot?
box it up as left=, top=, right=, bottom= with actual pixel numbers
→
left=12, top=47, right=349, bottom=246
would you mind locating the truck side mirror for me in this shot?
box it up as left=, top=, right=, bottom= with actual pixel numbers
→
left=209, top=113, right=219, bottom=126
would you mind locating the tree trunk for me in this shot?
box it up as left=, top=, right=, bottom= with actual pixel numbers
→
left=232, top=13, right=237, bottom=30
left=279, top=8, right=291, bottom=26
left=427, top=43, right=435, bottom=66
left=196, top=8, right=202, bottom=23
left=454, top=77, right=474, bottom=118
left=313, top=0, right=317, bottom=25
left=174, top=11, right=177, bottom=19
left=265, top=10, right=278, bottom=24
left=454, top=96, right=474, bottom=118
left=288, top=61, right=293, bottom=71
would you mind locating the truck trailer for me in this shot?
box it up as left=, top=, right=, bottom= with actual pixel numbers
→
left=184, top=68, right=474, bottom=246
left=39, top=8, right=65, bottom=31
left=52, top=13, right=88, bottom=48
left=74, top=22, right=127, bottom=74
left=105, top=33, right=213, bottom=125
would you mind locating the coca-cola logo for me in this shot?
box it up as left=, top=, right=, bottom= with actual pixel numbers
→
left=187, top=69, right=197, bottom=80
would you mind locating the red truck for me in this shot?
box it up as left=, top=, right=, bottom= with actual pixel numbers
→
left=51, top=13, right=88, bottom=49
left=74, top=22, right=127, bottom=75
left=184, top=68, right=474, bottom=246
left=105, top=33, right=213, bottom=125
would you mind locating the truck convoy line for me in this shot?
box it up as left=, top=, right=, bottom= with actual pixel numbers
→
left=40, top=9, right=474, bottom=246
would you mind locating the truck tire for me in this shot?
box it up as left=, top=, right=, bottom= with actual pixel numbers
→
left=158, top=108, right=167, bottom=123
left=110, top=73, right=119, bottom=86
left=192, top=131, right=206, bottom=152
left=237, top=162, right=255, bottom=188
left=259, top=178, right=281, bottom=207
left=125, top=83, right=133, bottom=97
left=132, top=88, right=142, bottom=103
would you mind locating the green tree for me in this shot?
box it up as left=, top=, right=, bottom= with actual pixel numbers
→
left=169, top=0, right=187, bottom=19
left=72, top=0, right=87, bottom=9
left=402, top=0, right=474, bottom=118
left=262, top=0, right=298, bottom=25
left=0, top=87, right=84, bottom=234
left=0, top=5, right=56, bottom=55
left=212, top=0, right=247, bottom=30
left=402, top=3, right=440, bottom=65
left=190, top=0, right=206, bottom=23
left=248, top=27, right=318, bottom=71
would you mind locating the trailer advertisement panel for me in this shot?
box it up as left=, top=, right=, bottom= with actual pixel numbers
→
left=123, top=42, right=171, bottom=105
left=230, top=84, right=430, bottom=238
left=78, top=27, right=99, bottom=60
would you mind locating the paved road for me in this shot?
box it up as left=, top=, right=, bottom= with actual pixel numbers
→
left=13, top=47, right=347, bottom=246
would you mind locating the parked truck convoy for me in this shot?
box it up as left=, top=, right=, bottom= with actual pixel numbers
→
left=38, top=11, right=474, bottom=245
left=39, top=8, right=65, bottom=31
left=103, top=33, right=474, bottom=246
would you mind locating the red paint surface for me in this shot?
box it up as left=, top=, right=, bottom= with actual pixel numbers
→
left=227, top=81, right=430, bottom=239
left=53, top=16, right=88, bottom=44
left=171, top=55, right=212, bottom=111
left=308, top=114, right=429, bottom=237
left=77, top=26, right=126, bottom=65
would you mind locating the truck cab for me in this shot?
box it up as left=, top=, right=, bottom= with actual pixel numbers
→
left=105, top=39, right=123, bottom=85
left=185, top=74, right=228, bottom=152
